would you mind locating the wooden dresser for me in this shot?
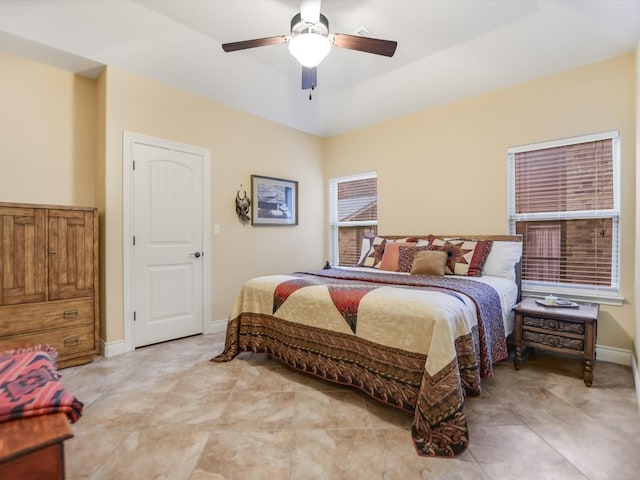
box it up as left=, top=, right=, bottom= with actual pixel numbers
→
left=0, top=202, right=99, bottom=368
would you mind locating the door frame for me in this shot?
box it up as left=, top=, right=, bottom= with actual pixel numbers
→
left=122, top=131, right=212, bottom=353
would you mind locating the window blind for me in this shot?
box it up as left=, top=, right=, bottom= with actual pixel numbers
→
left=329, top=172, right=378, bottom=266
left=508, top=132, right=620, bottom=299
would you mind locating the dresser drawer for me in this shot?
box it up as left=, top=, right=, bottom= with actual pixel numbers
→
left=523, top=315, right=584, bottom=335
left=0, top=324, right=95, bottom=359
left=0, top=298, right=94, bottom=336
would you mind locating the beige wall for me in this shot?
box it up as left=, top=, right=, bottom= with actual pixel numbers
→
left=0, top=51, right=97, bottom=206
left=99, top=66, right=325, bottom=342
left=325, top=54, right=636, bottom=352
left=0, top=49, right=637, bottom=356
left=0, top=52, right=325, bottom=346
left=635, top=37, right=640, bottom=371
left=95, top=67, right=107, bottom=341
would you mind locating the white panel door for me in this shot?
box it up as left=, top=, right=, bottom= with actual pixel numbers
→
left=132, top=142, right=204, bottom=347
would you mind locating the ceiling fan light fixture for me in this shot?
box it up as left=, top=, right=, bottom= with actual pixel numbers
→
left=288, top=32, right=331, bottom=68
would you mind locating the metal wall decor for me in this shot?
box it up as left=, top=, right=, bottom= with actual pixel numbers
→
left=235, top=184, right=251, bottom=223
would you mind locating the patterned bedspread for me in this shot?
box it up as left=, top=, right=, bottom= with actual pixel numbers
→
left=214, top=268, right=508, bottom=456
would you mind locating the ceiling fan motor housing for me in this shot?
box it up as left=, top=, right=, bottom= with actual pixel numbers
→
left=290, top=12, right=329, bottom=38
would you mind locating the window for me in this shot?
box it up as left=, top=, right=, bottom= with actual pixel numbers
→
left=329, top=172, right=378, bottom=266
left=508, top=131, right=620, bottom=302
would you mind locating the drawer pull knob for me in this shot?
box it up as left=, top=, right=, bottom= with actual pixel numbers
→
left=64, top=336, right=79, bottom=347
left=63, top=309, right=78, bottom=319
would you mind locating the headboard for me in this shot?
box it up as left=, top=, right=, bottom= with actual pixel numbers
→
left=378, top=234, right=522, bottom=242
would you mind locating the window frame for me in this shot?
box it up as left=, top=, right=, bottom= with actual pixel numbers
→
left=508, top=131, right=622, bottom=305
left=328, top=171, right=378, bottom=266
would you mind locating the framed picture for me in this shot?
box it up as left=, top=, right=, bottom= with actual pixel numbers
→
left=251, top=174, right=298, bottom=226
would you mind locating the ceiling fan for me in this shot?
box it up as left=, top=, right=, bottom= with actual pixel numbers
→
left=221, top=0, right=398, bottom=95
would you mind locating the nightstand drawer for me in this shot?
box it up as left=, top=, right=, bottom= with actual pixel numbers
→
left=522, top=330, right=584, bottom=351
left=523, top=315, right=584, bottom=335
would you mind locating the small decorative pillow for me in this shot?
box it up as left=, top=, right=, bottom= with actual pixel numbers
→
left=397, top=245, right=434, bottom=272
left=428, top=237, right=493, bottom=276
left=379, top=241, right=418, bottom=271
left=358, top=236, right=387, bottom=268
left=410, top=250, right=448, bottom=275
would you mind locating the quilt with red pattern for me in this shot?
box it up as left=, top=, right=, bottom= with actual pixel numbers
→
left=214, top=268, right=508, bottom=457
left=0, top=348, right=83, bottom=423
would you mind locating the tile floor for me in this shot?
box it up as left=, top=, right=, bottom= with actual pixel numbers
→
left=59, top=332, right=640, bottom=480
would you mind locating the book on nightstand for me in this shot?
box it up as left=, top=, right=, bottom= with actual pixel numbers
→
left=534, top=299, right=580, bottom=308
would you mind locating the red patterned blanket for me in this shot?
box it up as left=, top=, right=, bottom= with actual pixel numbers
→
left=215, top=268, right=508, bottom=457
left=0, top=349, right=83, bottom=423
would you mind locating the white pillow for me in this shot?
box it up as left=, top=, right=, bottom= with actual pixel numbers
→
left=482, top=241, right=522, bottom=282
left=358, top=237, right=372, bottom=265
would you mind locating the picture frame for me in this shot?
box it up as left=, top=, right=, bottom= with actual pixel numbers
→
left=251, top=174, right=298, bottom=226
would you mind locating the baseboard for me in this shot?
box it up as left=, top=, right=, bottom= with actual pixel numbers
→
left=596, top=344, right=633, bottom=365
left=204, top=318, right=228, bottom=335
left=100, top=323, right=630, bottom=371
left=632, top=355, right=640, bottom=413
left=100, top=338, right=126, bottom=358
left=101, top=319, right=226, bottom=358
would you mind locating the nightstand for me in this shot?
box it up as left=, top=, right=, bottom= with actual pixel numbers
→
left=512, top=297, right=599, bottom=386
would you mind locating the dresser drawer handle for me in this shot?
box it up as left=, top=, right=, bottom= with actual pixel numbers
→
left=64, top=336, right=79, bottom=347
left=63, top=309, right=78, bottom=319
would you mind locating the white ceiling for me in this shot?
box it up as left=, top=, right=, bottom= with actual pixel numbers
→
left=0, top=0, right=638, bottom=137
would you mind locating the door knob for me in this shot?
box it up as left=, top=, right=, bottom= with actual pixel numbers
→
left=189, top=251, right=202, bottom=258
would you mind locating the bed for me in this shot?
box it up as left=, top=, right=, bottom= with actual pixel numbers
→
left=214, top=234, right=522, bottom=457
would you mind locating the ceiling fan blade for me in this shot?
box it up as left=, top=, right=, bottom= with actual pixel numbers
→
left=302, top=67, right=317, bottom=90
left=332, top=33, right=397, bottom=57
left=300, top=0, right=321, bottom=24
left=221, top=35, right=287, bottom=53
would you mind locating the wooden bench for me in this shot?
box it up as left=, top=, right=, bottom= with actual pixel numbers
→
left=0, top=412, right=73, bottom=480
